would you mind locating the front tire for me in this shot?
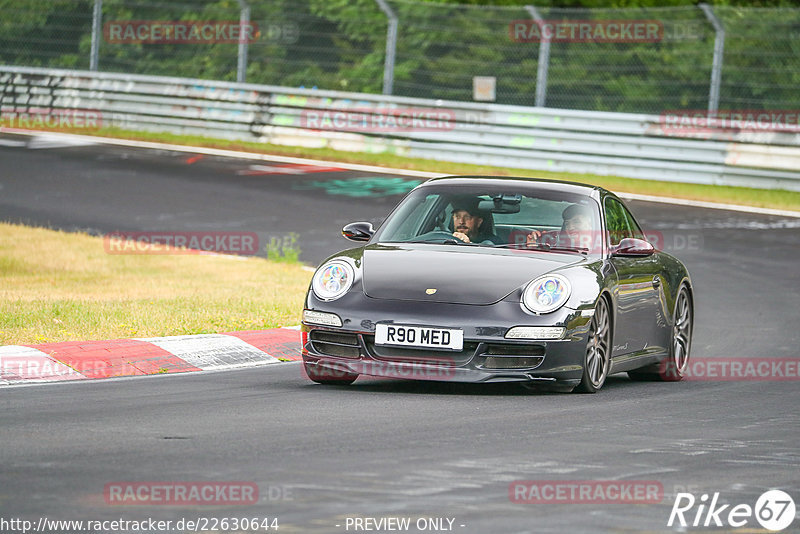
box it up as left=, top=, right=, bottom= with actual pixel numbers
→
left=576, top=297, right=611, bottom=393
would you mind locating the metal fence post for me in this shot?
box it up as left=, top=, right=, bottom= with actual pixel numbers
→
left=89, top=0, right=102, bottom=71
left=236, top=0, right=250, bottom=83
left=524, top=6, right=549, bottom=108
left=699, top=3, right=724, bottom=113
left=375, top=0, right=398, bottom=95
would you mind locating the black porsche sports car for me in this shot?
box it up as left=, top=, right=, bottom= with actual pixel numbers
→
left=301, top=176, right=693, bottom=393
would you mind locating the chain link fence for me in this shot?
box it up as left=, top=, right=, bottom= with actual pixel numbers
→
left=1, top=0, right=799, bottom=114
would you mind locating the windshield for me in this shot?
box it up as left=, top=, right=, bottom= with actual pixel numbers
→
left=373, top=183, right=602, bottom=254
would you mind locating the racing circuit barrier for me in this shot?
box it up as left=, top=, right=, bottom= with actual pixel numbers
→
left=2, top=65, right=800, bottom=191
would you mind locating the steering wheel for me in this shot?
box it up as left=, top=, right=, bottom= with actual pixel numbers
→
left=414, top=230, right=466, bottom=243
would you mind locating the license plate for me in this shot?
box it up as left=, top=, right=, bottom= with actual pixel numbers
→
left=374, top=324, right=463, bottom=351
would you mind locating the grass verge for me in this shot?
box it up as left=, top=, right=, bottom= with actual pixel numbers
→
left=0, top=222, right=311, bottom=345
left=11, top=125, right=800, bottom=212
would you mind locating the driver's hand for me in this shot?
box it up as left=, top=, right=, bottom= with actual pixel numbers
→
left=453, top=232, right=471, bottom=243
left=525, top=230, right=542, bottom=248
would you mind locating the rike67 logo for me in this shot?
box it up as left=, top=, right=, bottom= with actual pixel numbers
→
left=668, top=490, right=795, bottom=531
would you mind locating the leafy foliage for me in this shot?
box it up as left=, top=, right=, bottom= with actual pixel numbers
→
left=2, top=0, right=799, bottom=112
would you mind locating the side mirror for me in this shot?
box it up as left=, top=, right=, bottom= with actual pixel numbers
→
left=342, top=222, right=374, bottom=242
left=612, top=237, right=655, bottom=257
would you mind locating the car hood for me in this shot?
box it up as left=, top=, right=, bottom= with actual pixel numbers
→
left=361, top=243, right=585, bottom=305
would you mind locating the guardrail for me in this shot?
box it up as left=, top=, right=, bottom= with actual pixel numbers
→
left=2, top=65, right=799, bottom=191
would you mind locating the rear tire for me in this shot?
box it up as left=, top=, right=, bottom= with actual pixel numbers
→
left=304, top=362, right=358, bottom=385
left=576, top=297, right=611, bottom=393
left=628, top=285, right=693, bottom=382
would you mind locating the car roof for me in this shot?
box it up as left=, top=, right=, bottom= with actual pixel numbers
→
left=420, top=175, right=609, bottom=199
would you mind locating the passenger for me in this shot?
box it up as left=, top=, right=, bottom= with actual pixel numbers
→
left=526, top=203, right=593, bottom=248
left=561, top=204, right=593, bottom=242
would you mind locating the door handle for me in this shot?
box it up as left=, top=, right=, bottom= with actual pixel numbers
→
left=652, top=276, right=661, bottom=288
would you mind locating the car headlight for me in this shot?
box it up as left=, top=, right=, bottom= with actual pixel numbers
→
left=312, top=260, right=354, bottom=301
left=522, top=274, right=571, bottom=314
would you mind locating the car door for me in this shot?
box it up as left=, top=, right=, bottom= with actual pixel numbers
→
left=605, top=196, right=662, bottom=358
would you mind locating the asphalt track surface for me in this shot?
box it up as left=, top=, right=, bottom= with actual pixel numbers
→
left=1, top=132, right=799, bottom=533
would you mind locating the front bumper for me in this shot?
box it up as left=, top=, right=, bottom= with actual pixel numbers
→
left=301, top=294, right=593, bottom=389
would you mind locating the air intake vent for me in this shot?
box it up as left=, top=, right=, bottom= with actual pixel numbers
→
left=483, top=356, right=544, bottom=369
left=309, top=331, right=360, bottom=359
left=484, top=344, right=545, bottom=357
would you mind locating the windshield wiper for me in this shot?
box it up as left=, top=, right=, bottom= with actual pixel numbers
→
left=402, top=239, right=474, bottom=245
left=492, top=243, right=589, bottom=255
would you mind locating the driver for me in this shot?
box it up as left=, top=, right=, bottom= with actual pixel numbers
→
left=450, top=199, right=500, bottom=244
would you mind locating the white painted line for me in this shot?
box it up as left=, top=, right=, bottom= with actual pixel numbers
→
left=0, top=139, right=26, bottom=147
left=3, top=129, right=442, bottom=178
left=26, top=134, right=98, bottom=150
left=617, top=192, right=800, bottom=218
left=4, top=129, right=799, bottom=217
left=135, top=333, right=279, bottom=370
left=0, top=345, right=86, bottom=383
left=238, top=164, right=308, bottom=175
left=237, top=163, right=346, bottom=175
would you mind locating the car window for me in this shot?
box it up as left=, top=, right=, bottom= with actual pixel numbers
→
left=373, top=185, right=601, bottom=253
left=620, top=203, right=645, bottom=240
left=492, top=197, right=563, bottom=228
left=444, top=196, right=568, bottom=230
left=604, top=197, right=632, bottom=246
left=385, top=193, right=441, bottom=240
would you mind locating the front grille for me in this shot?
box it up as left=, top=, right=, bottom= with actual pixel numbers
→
left=363, top=336, right=478, bottom=367
left=309, top=330, right=361, bottom=359
left=482, top=356, right=544, bottom=369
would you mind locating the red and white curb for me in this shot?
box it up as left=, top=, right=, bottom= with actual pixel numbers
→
left=0, top=327, right=301, bottom=386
